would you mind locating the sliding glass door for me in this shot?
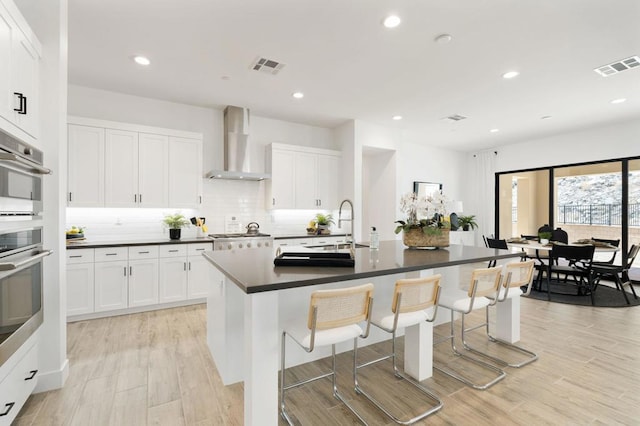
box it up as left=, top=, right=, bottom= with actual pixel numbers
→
left=498, top=170, right=549, bottom=239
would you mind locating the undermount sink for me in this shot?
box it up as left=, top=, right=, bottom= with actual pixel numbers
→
left=309, top=243, right=369, bottom=250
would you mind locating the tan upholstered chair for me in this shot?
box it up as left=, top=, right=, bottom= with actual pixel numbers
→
left=280, top=283, right=374, bottom=425
left=355, top=275, right=443, bottom=424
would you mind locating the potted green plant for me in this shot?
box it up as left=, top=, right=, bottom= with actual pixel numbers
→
left=163, top=212, right=190, bottom=240
left=314, top=213, right=334, bottom=235
left=538, top=231, right=552, bottom=244
left=458, top=215, right=478, bottom=231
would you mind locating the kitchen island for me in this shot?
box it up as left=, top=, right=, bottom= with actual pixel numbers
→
left=203, top=241, right=522, bottom=426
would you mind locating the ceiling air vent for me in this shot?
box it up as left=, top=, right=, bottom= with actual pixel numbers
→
left=250, top=57, right=286, bottom=75
left=441, top=114, right=468, bottom=123
left=594, top=56, right=639, bottom=77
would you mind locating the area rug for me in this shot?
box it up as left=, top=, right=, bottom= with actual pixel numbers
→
left=524, top=279, right=640, bottom=307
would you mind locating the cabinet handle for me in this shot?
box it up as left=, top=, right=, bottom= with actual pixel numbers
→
left=124, top=267, right=127, bottom=276
left=188, top=262, right=191, bottom=271
left=106, top=253, right=118, bottom=256
left=169, top=249, right=179, bottom=253
left=130, top=266, right=133, bottom=275
left=13, top=92, right=26, bottom=114
left=69, top=255, right=82, bottom=258
left=199, top=195, right=202, bottom=204
left=138, top=251, right=149, bottom=254
left=25, top=370, right=38, bottom=380
left=184, top=262, right=186, bottom=271
left=272, top=198, right=275, bottom=206
left=318, top=199, right=321, bottom=206
left=139, top=194, right=142, bottom=203
left=195, top=248, right=205, bottom=251
left=69, top=192, right=73, bottom=202
left=134, top=194, right=137, bottom=203
left=0, top=402, right=15, bottom=417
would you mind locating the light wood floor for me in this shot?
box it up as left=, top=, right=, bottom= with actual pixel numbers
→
left=13, top=285, right=640, bottom=425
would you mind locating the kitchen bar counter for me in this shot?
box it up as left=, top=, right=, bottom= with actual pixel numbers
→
left=204, top=241, right=522, bottom=426
left=66, top=236, right=213, bottom=249
left=272, top=232, right=348, bottom=239
left=203, top=240, right=520, bottom=294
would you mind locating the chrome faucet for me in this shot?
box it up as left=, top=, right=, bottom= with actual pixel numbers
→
left=338, top=199, right=355, bottom=249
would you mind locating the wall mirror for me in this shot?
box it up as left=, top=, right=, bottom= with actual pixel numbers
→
left=413, top=181, right=442, bottom=198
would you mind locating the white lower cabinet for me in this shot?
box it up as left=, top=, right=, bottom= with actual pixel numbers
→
left=66, top=248, right=95, bottom=316
left=0, top=341, right=38, bottom=426
left=94, top=256, right=128, bottom=312
left=128, top=246, right=159, bottom=307
left=66, top=242, right=211, bottom=319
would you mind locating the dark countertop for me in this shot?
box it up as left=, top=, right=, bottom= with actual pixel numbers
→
left=203, top=240, right=521, bottom=294
left=66, top=237, right=213, bottom=249
left=273, top=233, right=348, bottom=240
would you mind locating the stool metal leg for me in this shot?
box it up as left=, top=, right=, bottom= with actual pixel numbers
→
left=433, top=310, right=506, bottom=390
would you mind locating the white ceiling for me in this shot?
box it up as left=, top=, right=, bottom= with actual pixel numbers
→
left=61, top=0, right=640, bottom=150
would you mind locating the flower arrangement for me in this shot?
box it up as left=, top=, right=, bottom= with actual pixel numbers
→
left=394, top=192, right=450, bottom=235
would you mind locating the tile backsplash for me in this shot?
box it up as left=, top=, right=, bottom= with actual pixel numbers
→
left=66, top=180, right=348, bottom=241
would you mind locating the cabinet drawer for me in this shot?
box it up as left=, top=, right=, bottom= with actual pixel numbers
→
left=66, top=248, right=95, bottom=264
left=128, top=245, right=159, bottom=260
left=94, top=247, right=128, bottom=262
left=188, top=243, right=212, bottom=257
left=0, top=343, right=38, bottom=426
left=159, top=244, right=187, bottom=258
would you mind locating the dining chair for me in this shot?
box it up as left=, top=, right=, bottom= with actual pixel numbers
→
left=433, top=266, right=506, bottom=390
left=355, top=275, right=443, bottom=424
left=280, top=283, right=374, bottom=425
left=591, top=237, right=620, bottom=266
left=592, top=244, right=639, bottom=304
left=486, top=238, right=508, bottom=267
left=545, top=244, right=596, bottom=303
left=551, top=228, right=568, bottom=243
left=460, top=261, right=538, bottom=368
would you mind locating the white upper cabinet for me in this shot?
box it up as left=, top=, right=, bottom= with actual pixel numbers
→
left=138, top=133, right=169, bottom=207
left=168, top=136, right=203, bottom=209
left=267, top=143, right=342, bottom=210
left=105, top=129, right=138, bottom=207
left=67, top=117, right=202, bottom=209
left=0, top=0, right=41, bottom=142
left=68, top=124, right=105, bottom=207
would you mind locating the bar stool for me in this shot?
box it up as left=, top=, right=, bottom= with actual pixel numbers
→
left=354, top=275, right=443, bottom=425
left=434, top=266, right=506, bottom=390
left=280, top=283, right=374, bottom=425
left=461, top=260, right=538, bottom=368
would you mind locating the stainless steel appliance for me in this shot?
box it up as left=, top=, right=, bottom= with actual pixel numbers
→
left=0, top=129, right=51, bottom=216
left=0, top=227, right=51, bottom=366
left=209, top=232, right=273, bottom=251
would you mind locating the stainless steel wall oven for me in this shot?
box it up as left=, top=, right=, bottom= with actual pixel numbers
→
left=0, top=227, right=51, bottom=366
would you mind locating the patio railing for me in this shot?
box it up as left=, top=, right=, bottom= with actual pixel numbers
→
left=557, top=203, right=640, bottom=226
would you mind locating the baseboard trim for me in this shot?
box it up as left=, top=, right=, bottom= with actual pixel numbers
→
left=34, top=358, right=69, bottom=393
left=67, top=298, right=206, bottom=322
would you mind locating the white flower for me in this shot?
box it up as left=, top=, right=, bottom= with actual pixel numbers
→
left=398, top=191, right=449, bottom=226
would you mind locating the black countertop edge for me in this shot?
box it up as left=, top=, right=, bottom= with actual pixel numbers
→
left=66, top=237, right=214, bottom=249
left=273, top=233, right=348, bottom=240
left=205, top=251, right=522, bottom=294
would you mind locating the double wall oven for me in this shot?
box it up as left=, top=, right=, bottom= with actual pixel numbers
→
left=0, top=129, right=51, bottom=367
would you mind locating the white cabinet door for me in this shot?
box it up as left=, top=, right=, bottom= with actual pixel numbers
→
left=168, top=136, right=202, bottom=208
left=94, top=261, right=128, bottom=312
left=67, top=263, right=95, bottom=316
left=294, top=152, right=318, bottom=209
left=68, top=125, right=105, bottom=207
left=158, top=257, right=187, bottom=302
left=0, top=6, right=12, bottom=124
left=316, top=154, right=341, bottom=209
left=138, top=133, right=168, bottom=207
left=128, top=259, right=159, bottom=307
left=269, top=149, right=295, bottom=209
left=105, top=129, right=138, bottom=207
left=10, top=28, right=38, bottom=138
left=187, top=257, right=210, bottom=299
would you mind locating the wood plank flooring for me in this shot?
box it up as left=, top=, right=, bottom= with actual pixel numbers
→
left=13, top=284, right=640, bottom=425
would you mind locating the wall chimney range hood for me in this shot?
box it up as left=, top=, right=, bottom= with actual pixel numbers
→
left=206, top=106, right=271, bottom=181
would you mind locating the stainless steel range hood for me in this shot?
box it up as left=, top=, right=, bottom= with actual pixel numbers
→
left=206, top=106, right=271, bottom=181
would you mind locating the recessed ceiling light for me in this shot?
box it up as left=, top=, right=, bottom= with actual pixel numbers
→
left=392, top=115, right=403, bottom=121
left=133, top=56, right=150, bottom=66
left=502, top=71, right=519, bottom=79
left=434, top=34, right=452, bottom=44
left=292, top=92, right=304, bottom=99
left=610, top=98, right=627, bottom=104
left=383, top=15, right=401, bottom=28
left=490, top=128, right=500, bottom=133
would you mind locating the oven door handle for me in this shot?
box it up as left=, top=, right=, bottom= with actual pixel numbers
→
left=0, top=153, right=52, bottom=175
left=0, top=250, right=53, bottom=271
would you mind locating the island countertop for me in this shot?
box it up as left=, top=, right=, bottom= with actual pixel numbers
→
left=203, top=240, right=521, bottom=294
